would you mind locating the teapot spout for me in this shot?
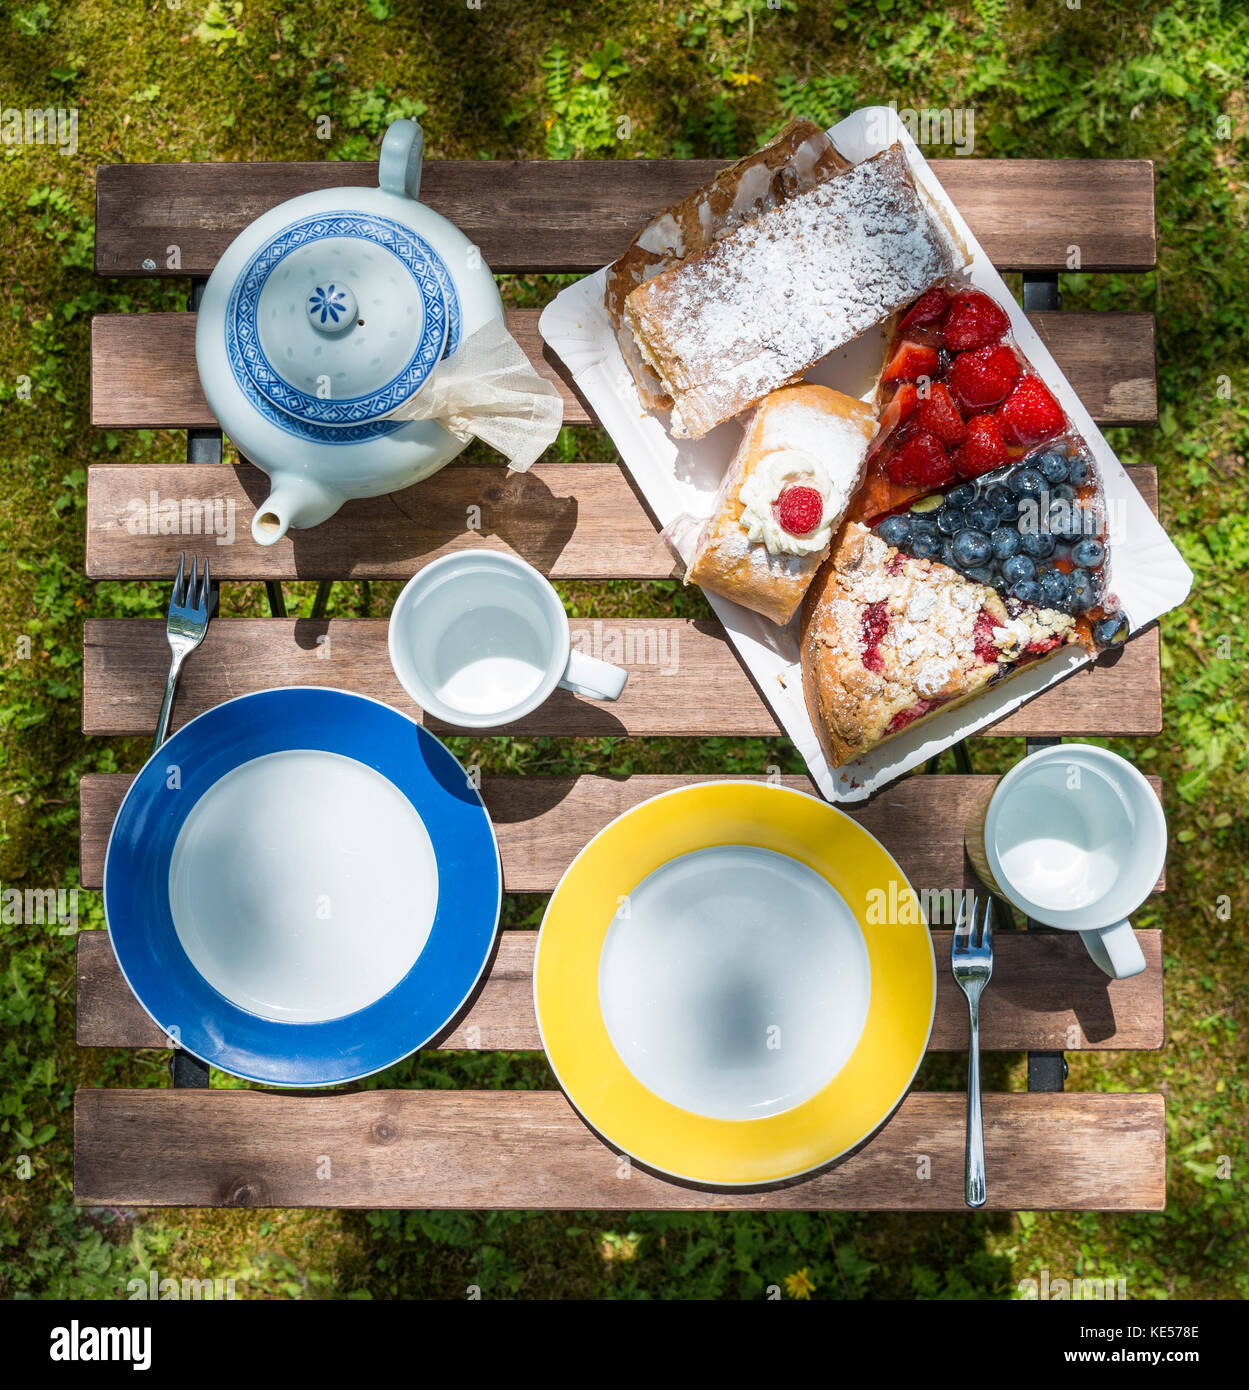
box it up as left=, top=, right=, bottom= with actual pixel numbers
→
left=251, top=479, right=342, bottom=546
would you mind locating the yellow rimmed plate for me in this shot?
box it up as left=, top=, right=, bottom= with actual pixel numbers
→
left=533, top=781, right=935, bottom=1186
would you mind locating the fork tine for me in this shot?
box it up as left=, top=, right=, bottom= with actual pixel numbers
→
left=952, top=892, right=972, bottom=954
left=979, top=896, right=994, bottom=952
left=171, top=552, right=185, bottom=611
left=186, top=555, right=199, bottom=610
left=199, top=555, right=212, bottom=615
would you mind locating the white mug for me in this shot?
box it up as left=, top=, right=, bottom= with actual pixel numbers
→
left=979, top=744, right=1165, bottom=980
left=388, top=551, right=627, bottom=728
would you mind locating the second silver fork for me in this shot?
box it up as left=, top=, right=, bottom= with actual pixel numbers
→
left=952, top=893, right=995, bottom=1209
left=153, top=553, right=215, bottom=754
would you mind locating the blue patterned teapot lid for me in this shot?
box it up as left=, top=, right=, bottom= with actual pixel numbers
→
left=227, top=207, right=453, bottom=428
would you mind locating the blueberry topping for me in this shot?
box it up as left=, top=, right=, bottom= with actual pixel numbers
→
left=1036, top=451, right=1069, bottom=484
left=1008, top=467, right=1045, bottom=498
left=1067, top=455, right=1093, bottom=486
left=1020, top=529, right=1056, bottom=559
left=966, top=502, right=999, bottom=533
left=1068, top=568, right=1097, bottom=609
left=947, top=483, right=977, bottom=509
left=1002, top=554, right=1036, bottom=584
left=1049, top=482, right=1076, bottom=505
left=1072, top=537, right=1106, bottom=568
left=910, top=514, right=938, bottom=536
left=1040, top=569, right=1071, bottom=606
left=1009, top=579, right=1044, bottom=605
left=952, top=528, right=993, bottom=569
left=991, top=526, right=1021, bottom=560
left=965, top=565, right=995, bottom=586
left=1045, top=502, right=1077, bottom=540
left=936, top=506, right=968, bottom=536
left=1092, top=615, right=1130, bottom=647
left=985, top=484, right=1016, bottom=518
left=991, top=574, right=1011, bottom=597
left=910, top=531, right=941, bottom=559
left=876, top=514, right=912, bottom=547
left=940, top=540, right=959, bottom=570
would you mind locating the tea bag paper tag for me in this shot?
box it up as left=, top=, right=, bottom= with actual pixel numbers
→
left=383, top=317, right=563, bottom=471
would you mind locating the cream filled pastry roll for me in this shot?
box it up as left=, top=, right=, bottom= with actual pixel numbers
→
left=683, top=384, right=877, bottom=625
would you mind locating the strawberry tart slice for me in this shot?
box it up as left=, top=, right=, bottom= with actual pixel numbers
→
left=801, top=522, right=1077, bottom=767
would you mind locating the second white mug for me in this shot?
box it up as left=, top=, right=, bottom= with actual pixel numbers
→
left=388, top=551, right=627, bottom=727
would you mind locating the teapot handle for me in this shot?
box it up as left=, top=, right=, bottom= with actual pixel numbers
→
left=379, top=119, right=424, bottom=201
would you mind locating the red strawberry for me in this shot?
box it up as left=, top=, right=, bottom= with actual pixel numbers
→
left=886, top=431, right=955, bottom=488
left=913, top=382, right=966, bottom=444
left=941, top=289, right=1010, bottom=351
left=997, top=374, right=1066, bottom=446
left=898, top=287, right=950, bottom=333
left=876, top=382, right=919, bottom=438
left=953, top=413, right=1009, bottom=479
left=774, top=485, right=824, bottom=536
left=881, top=339, right=939, bottom=384
left=947, top=343, right=1021, bottom=412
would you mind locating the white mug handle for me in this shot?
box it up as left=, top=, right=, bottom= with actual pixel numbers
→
left=1079, top=919, right=1147, bottom=980
left=559, top=649, right=627, bottom=702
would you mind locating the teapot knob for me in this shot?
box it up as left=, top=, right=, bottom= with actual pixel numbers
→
left=306, top=282, right=358, bottom=335
left=379, top=118, right=424, bottom=201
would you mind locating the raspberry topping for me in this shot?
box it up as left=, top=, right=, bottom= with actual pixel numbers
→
left=898, top=287, right=950, bottom=333
left=913, top=382, right=966, bottom=444
left=886, top=430, right=956, bottom=488
left=953, top=413, right=1010, bottom=479
left=941, top=289, right=1010, bottom=351
left=773, top=485, right=824, bottom=536
left=860, top=600, right=890, bottom=673
left=972, top=609, right=1001, bottom=664
left=1025, top=634, right=1065, bottom=655
left=886, top=698, right=934, bottom=734
left=881, top=339, right=939, bottom=384
left=947, top=343, right=1021, bottom=411
left=997, top=374, right=1066, bottom=446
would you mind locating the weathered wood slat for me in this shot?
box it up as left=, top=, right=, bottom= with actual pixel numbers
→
left=86, top=463, right=671, bottom=582
left=80, top=615, right=1162, bottom=740
left=90, top=309, right=1157, bottom=430
left=78, top=772, right=1166, bottom=896
left=94, top=158, right=1157, bottom=276
left=75, top=921, right=1164, bottom=1055
left=84, top=462, right=1160, bottom=583
left=72, top=1089, right=1166, bottom=1210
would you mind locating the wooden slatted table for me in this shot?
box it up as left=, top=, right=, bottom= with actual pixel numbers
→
left=77, top=154, right=1167, bottom=1212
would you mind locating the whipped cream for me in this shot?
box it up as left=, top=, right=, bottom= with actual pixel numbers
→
left=738, top=448, right=838, bottom=557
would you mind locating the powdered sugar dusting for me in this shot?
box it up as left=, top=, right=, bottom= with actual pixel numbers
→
left=625, top=144, right=964, bottom=437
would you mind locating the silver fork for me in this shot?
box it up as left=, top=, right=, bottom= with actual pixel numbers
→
left=951, top=893, right=994, bottom=1209
left=153, top=553, right=215, bottom=753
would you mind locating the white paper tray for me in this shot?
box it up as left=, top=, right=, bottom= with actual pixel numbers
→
left=538, top=106, right=1192, bottom=801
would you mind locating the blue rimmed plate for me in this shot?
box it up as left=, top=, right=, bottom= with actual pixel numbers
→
left=104, top=688, right=500, bottom=1086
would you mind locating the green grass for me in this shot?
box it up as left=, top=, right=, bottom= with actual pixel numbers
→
left=1, top=0, right=1246, bottom=1299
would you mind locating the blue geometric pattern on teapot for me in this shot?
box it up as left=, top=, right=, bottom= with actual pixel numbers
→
left=308, top=283, right=350, bottom=325
left=226, top=211, right=462, bottom=442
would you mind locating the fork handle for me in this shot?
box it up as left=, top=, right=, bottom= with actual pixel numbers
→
left=965, top=996, right=987, bottom=1208
left=152, top=649, right=189, bottom=754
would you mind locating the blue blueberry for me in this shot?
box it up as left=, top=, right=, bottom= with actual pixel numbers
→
left=991, top=526, right=1021, bottom=560
left=1009, top=579, right=1044, bottom=605
left=1040, top=569, right=1071, bottom=606
left=1020, top=529, right=1056, bottom=560
left=947, top=484, right=977, bottom=509
left=1045, top=502, right=1077, bottom=539
left=1068, top=568, right=1097, bottom=609
left=952, top=528, right=992, bottom=569
left=1072, top=538, right=1106, bottom=569
left=965, top=565, right=995, bottom=586
left=936, top=506, right=968, bottom=536
left=876, top=514, right=911, bottom=547
left=1067, top=455, right=1092, bottom=486
left=985, top=484, right=1016, bottom=518
left=965, top=502, right=997, bottom=533
left=940, top=540, right=959, bottom=570
left=1092, top=615, right=1129, bottom=647
left=1036, top=451, right=1069, bottom=484
left=1049, top=482, right=1076, bottom=505
left=1002, top=554, right=1036, bottom=585
left=1008, top=467, right=1045, bottom=498
left=910, top=513, right=938, bottom=536
left=991, top=574, right=1011, bottom=598
left=1069, top=508, right=1097, bottom=541
left=910, top=531, right=941, bottom=559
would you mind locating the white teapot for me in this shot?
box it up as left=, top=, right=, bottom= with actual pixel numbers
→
left=195, top=119, right=506, bottom=545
